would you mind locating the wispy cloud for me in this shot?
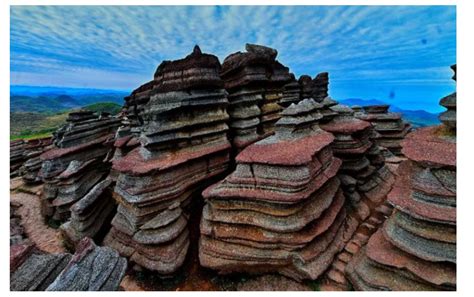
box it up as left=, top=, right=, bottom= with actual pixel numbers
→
left=10, top=5, right=456, bottom=110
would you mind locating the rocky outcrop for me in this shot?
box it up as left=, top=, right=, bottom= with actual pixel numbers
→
left=346, top=65, right=456, bottom=291
left=38, top=111, right=120, bottom=222
left=11, top=237, right=127, bottom=291
left=281, top=73, right=301, bottom=107
left=46, top=237, right=127, bottom=291
left=103, top=46, right=231, bottom=275
left=355, top=105, right=411, bottom=156
left=221, top=43, right=291, bottom=152
left=10, top=137, right=52, bottom=180
left=60, top=179, right=116, bottom=248
left=19, top=137, right=53, bottom=184
left=199, top=99, right=354, bottom=281
left=439, top=64, right=456, bottom=131
left=318, top=104, right=396, bottom=290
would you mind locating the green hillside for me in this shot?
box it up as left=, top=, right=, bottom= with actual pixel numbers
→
left=10, top=102, right=122, bottom=140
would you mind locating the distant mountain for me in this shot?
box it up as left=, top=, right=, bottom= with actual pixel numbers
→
left=10, top=85, right=129, bottom=113
left=339, top=98, right=440, bottom=128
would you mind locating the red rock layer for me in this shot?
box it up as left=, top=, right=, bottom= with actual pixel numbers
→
left=199, top=99, right=353, bottom=281
left=103, top=46, right=231, bottom=275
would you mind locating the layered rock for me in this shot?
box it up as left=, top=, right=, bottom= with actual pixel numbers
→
left=221, top=43, right=291, bottom=152
left=47, top=237, right=127, bottom=291
left=280, top=73, right=301, bottom=107
left=19, top=137, right=53, bottom=184
left=39, top=111, right=120, bottom=221
left=439, top=64, right=456, bottom=131
left=60, top=179, right=116, bottom=248
left=199, top=99, right=356, bottom=281
left=11, top=251, right=72, bottom=291
left=320, top=104, right=393, bottom=208
left=346, top=65, right=457, bottom=291
left=11, top=137, right=52, bottom=180
left=103, top=46, right=231, bottom=275
left=355, top=105, right=411, bottom=156
left=319, top=104, right=396, bottom=290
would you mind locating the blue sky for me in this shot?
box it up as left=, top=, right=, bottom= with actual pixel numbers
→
left=10, top=6, right=456, bottom=112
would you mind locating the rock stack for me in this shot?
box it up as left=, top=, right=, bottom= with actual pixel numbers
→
left=319, top=104, right=396, bottom=290
left=221, top=43, right=291, bottom=152
left=11, top=139, right=27, bottom=177
left=320, top=104, right=390, bottom=207
left=103, top=46, right=231, bottom=275
left=19, top=137, right=53, bottom=184
left=439, top=64, right=456, bottom=131
left=280, top=73, right=301, bottom=107
left=39, top=110, right=120, bottom=222
left=60, top=179, right=116, bottom=248
left=346, top=65, right=456, bottom=291
left=199, top=99, right=356, bottom=281
left=297, top=72, right=329, bottom=103
left=355, top=105, right=411, bottom=156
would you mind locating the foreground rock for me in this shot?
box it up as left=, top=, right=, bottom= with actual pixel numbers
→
left=47, top=237, right=127, bottom=291
left=11, top=137, right=53, bottom=180
left=346, top=65, right=456, bottom=291
left=199, top=99, right=353, bottom=281
left=104, top=46, right=231, bottom=275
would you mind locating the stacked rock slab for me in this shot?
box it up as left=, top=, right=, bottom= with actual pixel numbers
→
left=60, top=179, right=116, bottom=248
left=19, top=137, right=53, bottom=184
left=39, top=110, right=120, bottom=221
left=318, top=104, right=396, bottom=290
left=47, top=237, right=127, bottom=291
left=320, top=104, right=393, bottom=207
left=439, top=64, right=456, bottom=131
left=199, top=99, right=356, bottom=281
left=103, top=46, right=231, bottom=274
left=355, top=105, right=411, bottom=156
left=11, top=139, right=27, bottom=177
left=281, top=73, right=301, bottom=107
left=298, top=72, right=336, bottom=122
left=346, top=66, right=456, bottom=291
left=11, top=237, right=127, bottom=291
left=221, top=43, right=291, bottom=152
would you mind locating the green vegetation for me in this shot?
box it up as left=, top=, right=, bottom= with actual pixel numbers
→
left=83, top=102, right=122, bottom=115
left=10, top=102, right=121, bottom=140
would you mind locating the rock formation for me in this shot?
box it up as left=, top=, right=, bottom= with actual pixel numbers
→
left=199, top=99, right=355, bottom=281
left=11, top=137, right=52, bottom=180
left=317, top=103, right=396, bottom=290
left=221, top=43, right=291, bottom=152
left=355, top=105, right=411, bottom=156
left=11, top=237, right=127, bottom=291
left=18, top=137, right=53, bottom=184
left=439, top=64, right=456, bottom=131
left=103, top=46, right=231, bottom=275
left=281, top=73, right=301, bottom=107
left=38, top=110, right=120, bottom=222
left=346, top=65, right=456, bottom=291
left=60, top=179, right=116, bottom=248
left=46, top=237, right=127, bottom=291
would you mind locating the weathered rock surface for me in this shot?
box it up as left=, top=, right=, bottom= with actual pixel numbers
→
left=439, top=64, right=456, bottom=130
left=10, top=137, right=52, bottom=180
left=38, top=111, right=119, bottom=222
left=355, top=105, right=411, bottom=156
left=346, top=65, right=456, bottom=291
left=221, top=43, right=291, bottom=151
left=104, top=46, right=231, bottom=275
left=46, top=237, right=127, bottom=291
left=199, top=99, right=352, bottom=281
left=60, top=179, right=116, bottom=247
